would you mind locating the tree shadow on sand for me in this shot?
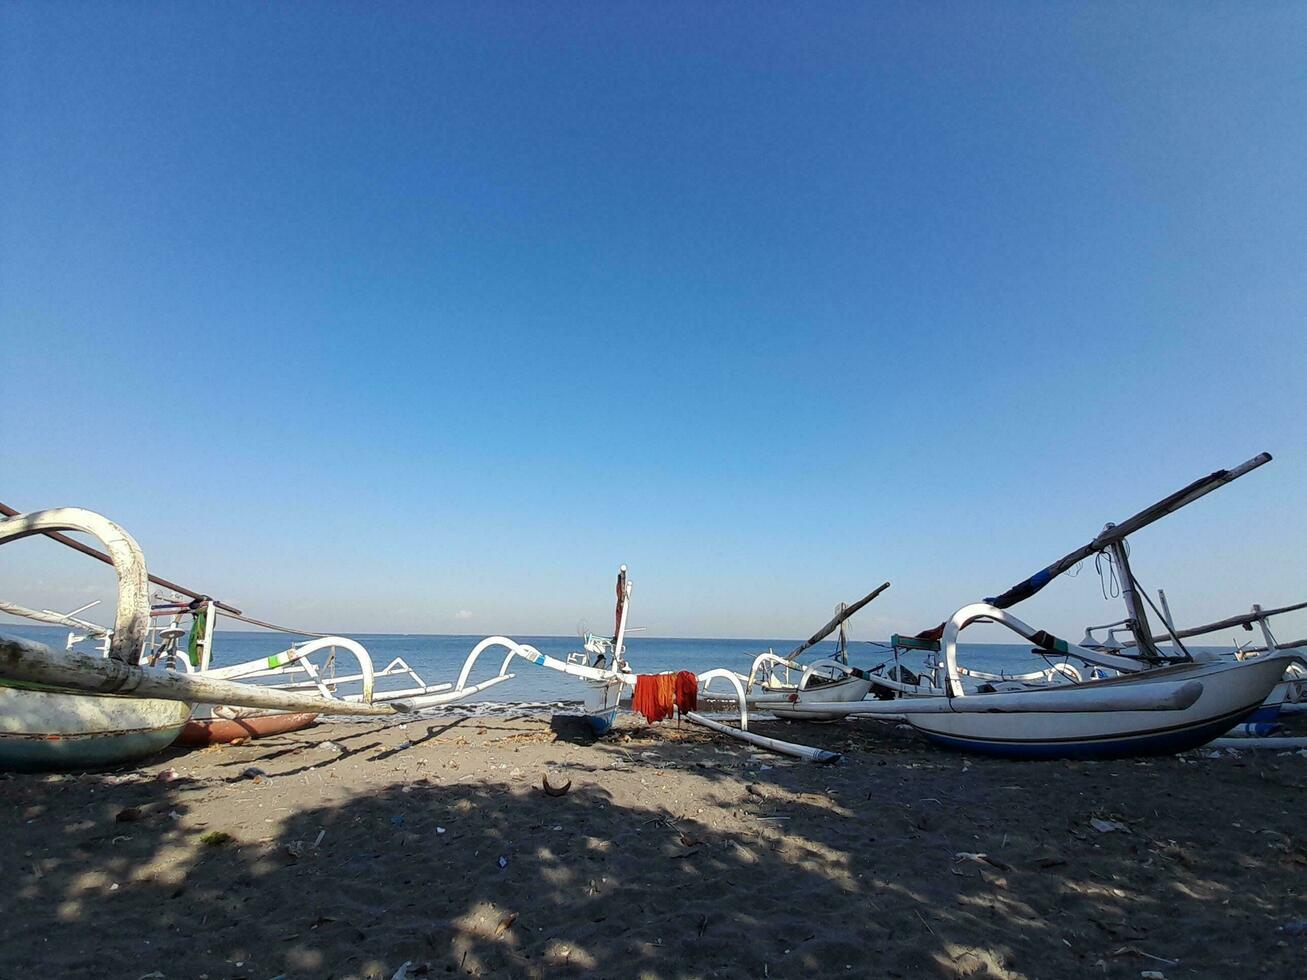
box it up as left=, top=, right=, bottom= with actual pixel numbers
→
left=2, top=715, right=1306, bottom=978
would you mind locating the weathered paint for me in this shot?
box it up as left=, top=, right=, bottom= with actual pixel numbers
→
left=0, top=634, right=407, bottom=717
left=0, top=508, right=150, bottom=662
left=0, top=685, right=191, bottom=772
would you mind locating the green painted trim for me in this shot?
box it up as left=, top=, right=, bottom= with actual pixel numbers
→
left=891, top=634, right=941, bottom=652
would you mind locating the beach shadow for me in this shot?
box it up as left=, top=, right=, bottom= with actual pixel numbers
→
left=3, top=725, right=1306, bottom=979
left=547, top=715, right=600, bottom=745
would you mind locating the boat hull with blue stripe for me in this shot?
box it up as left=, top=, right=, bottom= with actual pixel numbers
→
left=911, top=683, right=1274, bottom=759
left=583, top=678, right=622, bottom=734
left=778, top=603, right=1302, bottom=760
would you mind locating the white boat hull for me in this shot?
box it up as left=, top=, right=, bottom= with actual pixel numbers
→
left=582, top=678, right=622, bottom=735
left=753, top=674, right=873, bottom=722
left=906, top=655, right=1293, bottom=759
left=0, top=683, right=193, bottom=772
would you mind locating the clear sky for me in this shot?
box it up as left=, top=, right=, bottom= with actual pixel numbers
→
left=2, top=3, right=1305, bottom=643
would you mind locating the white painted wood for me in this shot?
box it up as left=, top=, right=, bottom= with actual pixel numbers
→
left=684, top=712, right=840, bottom=762
left=0, top=634, right=409, bottom=717
left=0, top=508, right=149, bottom=662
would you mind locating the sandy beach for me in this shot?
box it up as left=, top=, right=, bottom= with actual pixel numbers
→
left=2, top=713, right=1304, bottom=979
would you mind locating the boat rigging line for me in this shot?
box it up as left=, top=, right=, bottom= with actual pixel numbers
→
left=0, top=500, right=327, bottom=639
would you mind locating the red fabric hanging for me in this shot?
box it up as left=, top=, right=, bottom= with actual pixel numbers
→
left=632, top=672, right=699, bottom=725
left=632, top=673, right=676, bottom=724
left=673, top=671, right=698, bottom=716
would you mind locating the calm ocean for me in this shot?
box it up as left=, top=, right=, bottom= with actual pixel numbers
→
left=2, top=623, right=1224, bottom=714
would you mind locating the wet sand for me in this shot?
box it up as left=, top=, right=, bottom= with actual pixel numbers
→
left=2, top=713, right=1305, bottom=979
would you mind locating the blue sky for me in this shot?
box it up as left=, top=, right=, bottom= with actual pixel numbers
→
left=2, top=3, right=1305, bottom=642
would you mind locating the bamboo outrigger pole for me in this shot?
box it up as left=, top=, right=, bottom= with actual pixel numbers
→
left=1124, top=598, right=1307, bottom=647
left=0, top=634, right=410, bottom=717
left=784, top=581, right=891, bottom=661
left=915, top=452, right=1273, bottom=641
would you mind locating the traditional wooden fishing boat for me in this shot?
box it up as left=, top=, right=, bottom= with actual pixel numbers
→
left=0, top=504, right=532, bottom=769
left=0, top=504, right=340, bottom=759
left=0, top=507, right=196, bottom=770
left=0, top=684, right=193, bottom=772
left=567, top=565, right=633, bottom=735
left=763, top=453, right=1304, bottom=758
left=781, top=602, right=1298, bottom=758
left=702, top=583, right=890, bottom=721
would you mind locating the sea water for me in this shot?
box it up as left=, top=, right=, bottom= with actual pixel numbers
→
left=0, top=623, right=1226, bottom=716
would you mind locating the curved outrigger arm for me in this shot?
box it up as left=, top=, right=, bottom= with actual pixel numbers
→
left=939, top=603, right=1146, bottom=698
left=0, top=633, right=411, bottom=717
left=0, top=508, right=149, bottom=663
left=453, top=635, right=636, bottom=690
left=745, top=652, right=859, bottom=692
left=204, top=636, right=380, bottom=703
left=697, top=668, right=750, bottom=730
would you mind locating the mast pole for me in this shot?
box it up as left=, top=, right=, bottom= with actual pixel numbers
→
left=1104, top=529, right=1159, bottom=660
left=1252, top=603, right=1279, bottom=652
left=613, top=566, right=631, bottom=666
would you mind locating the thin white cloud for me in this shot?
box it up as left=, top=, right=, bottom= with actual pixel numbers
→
left=454, top=609, right=473, bottom=621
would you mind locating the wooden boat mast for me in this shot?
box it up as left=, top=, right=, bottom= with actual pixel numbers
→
left=1104, top=535, right=1162, bottom=661
left=784, top=581, right=891, bottom=662
left=612, top=565, right=631, bottom=667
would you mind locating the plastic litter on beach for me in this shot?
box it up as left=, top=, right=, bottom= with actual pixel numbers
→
left=1091, top=818, right=1130, bottom=834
